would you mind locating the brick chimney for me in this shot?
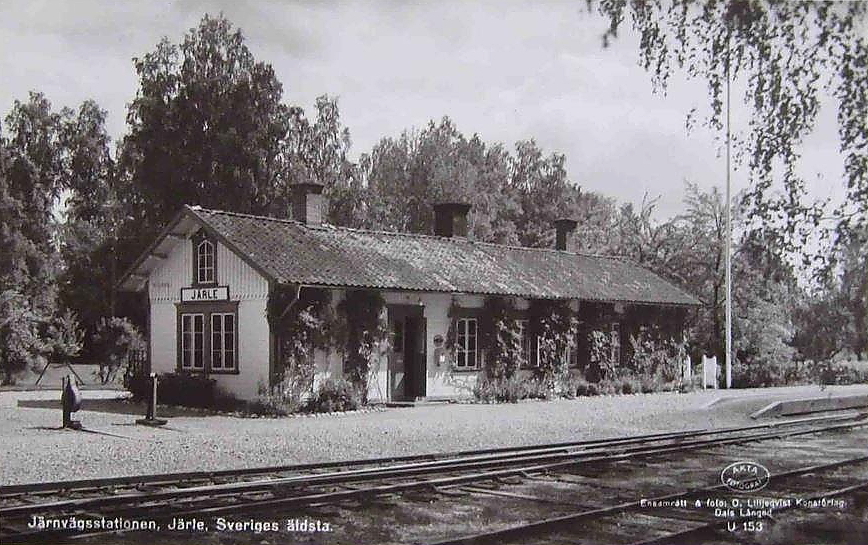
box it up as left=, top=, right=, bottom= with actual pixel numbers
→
left=291, top=182, right=324, bottom=225
left=554, top=218, right=578, bottom=251
left=433, top=203, right=471, bottom=238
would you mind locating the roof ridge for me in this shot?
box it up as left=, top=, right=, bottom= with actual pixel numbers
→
left=190, top=206, right=631, bottom=261
left=188, top=205, right=305, bottom=226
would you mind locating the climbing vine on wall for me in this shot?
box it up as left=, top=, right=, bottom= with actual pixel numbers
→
left=266, top=286, right=333, bottom=397
left=479, top=296, right=522, bottom=380
left=334, top=289, right=388, bottom=399
left=627, top=325, right=687, bottom=382
left=444, top=298, right=461, bottom=356
left=528, top=299, right=577, bottom=388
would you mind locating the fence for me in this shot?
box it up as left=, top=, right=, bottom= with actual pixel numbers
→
left=127, top=349, right=147, bottom=377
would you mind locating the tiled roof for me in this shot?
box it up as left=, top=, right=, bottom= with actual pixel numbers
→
left=181, top=207, right=699, bottom=306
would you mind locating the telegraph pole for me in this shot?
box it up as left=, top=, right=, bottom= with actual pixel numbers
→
left=725, top=31, right=733, bottom=389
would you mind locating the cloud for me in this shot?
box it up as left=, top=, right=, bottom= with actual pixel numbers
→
left=0, top=0, right=845, bottom=221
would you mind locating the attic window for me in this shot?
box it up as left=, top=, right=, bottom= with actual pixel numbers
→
left=195, top=238, right=216, bottom=284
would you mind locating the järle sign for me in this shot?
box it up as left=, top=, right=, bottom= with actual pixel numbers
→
left=181, top=286, right=229, bottom=302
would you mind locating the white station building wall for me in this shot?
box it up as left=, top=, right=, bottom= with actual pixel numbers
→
left=145, top=237, right=543, bottom=402
left=148, top=239, right=270, bottom=400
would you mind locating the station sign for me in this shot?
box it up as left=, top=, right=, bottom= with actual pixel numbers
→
left=181, top=286, right=229, bottom=302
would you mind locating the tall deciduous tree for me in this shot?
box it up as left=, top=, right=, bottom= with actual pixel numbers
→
left=361, top=117, right=593, bottom=247
left=0, top=92, right=88, bottom=381
left=0, top=93, right=64, bottom=321
left=836, top=226, right=868, bottom=359
left=272, top=95, right=362, bottom=226
left=57, top=101, right=118, bottom=344
left=508, top=139, right=579, bottom=248
left=361, top=117, right=521, bottom=241
left=118, top=14, right=292, bottom=251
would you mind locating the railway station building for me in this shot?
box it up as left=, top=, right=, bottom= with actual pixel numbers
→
left=119, top=183, right=699, bottom=402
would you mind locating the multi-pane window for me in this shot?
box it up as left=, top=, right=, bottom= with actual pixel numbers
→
left=610, top=322, right=621, bottom=365
left=181, top=313, right=205, bottom=370
left=196, top=240, right=215, bottom=284
left=517, top=319, right=535, bottom=368
left=210, top=313, right=236, bottom=371
left=179, top=307, right=237, bottom=373
left=455, top=318, right=478, bottom=369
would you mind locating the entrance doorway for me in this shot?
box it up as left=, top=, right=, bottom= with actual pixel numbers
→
left=387, top=305, right=426, bottom=402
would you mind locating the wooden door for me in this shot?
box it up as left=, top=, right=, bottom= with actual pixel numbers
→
left=388, top=313, right=406, bottom=401
left=387, top=305, right=426, bottom=401
left=405, top=315, right=426, bottom=399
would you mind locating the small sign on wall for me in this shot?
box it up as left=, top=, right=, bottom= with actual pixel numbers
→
left=181, top=286, right=229, bottom=302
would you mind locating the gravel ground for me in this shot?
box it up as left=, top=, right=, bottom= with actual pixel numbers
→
left=2, top=384, right=867, bottom=486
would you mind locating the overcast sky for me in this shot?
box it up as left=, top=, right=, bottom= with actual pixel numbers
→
left=0, top=0, right=846, bottom=219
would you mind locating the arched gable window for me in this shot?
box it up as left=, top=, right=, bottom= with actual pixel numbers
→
left=193, top=234, right=216, bottom=285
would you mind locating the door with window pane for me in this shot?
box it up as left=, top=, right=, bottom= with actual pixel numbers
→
left=211, top=313, right=236, bottom=371
left=181, top=314, right=205, bottom=370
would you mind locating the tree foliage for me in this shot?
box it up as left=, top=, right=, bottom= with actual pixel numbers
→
left=4, top=10, right=863, bottom=391
left=0, top=291, right=40, bottom=383
left=117, top=14, right=360, bottom=268
left=90, top=317, right=145, bottom=384
left=118, top=14, right=292, bottom=249
left=592, top=0, right=867, bottom=256
left=360, top=117, right=585, bottom=246
left=0, top=93, right=89, bottom=382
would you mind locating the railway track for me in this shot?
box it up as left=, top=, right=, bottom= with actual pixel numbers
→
left=429, top=450, right=868, bottom=544
left=1, top=412, right=866, bottom=544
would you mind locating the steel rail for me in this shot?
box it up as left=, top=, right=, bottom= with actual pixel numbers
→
left=424, top=454, right=868, bottom=545
left=0, top=411, right=854, bottom=500
left=152, top=418, right=868, bottom=518
left=3, top=415, right=865, bottom=545
left=5, top=413, right=864, bottom=545
left=2, top=415, right=863, bottom=521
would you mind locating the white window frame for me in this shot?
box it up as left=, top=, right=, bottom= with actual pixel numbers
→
left=210, top=313, right=236, bottom=371
left=610, top=322, right=621, bottom=365
left=455, top=318, right=479, bottom=369
left=181, top=313, right=205, bottom=370
left=517, top=319, right=536, bottom=368
left=196, top=239, right=215, bottom=284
